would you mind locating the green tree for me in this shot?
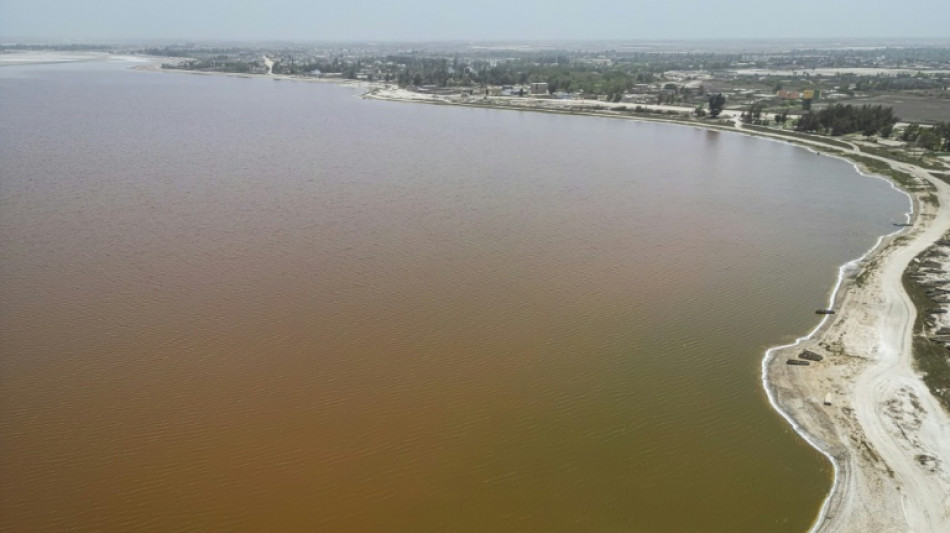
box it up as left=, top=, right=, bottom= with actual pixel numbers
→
left=747, top=102, right=765, bottom=122
left=879, top=122, right=894, bottom=138
left=901, top=123, right=921, bottom=142
left=917, top=128, right=942, bottom=151
left=935, top=122, right=950, bottom=151
left=708, top=94, right=726, bottom=118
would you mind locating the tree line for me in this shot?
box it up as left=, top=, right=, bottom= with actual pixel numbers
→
left=795, top=104, right=898, bottom=137
left=852, top=75, right=948, bottom=92
left=383, top=56, right=660, bottom=97
left=901, top=123, right=950, bottom=152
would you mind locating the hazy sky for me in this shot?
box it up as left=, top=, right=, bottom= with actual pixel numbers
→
left=1, top=0, right=948, bottom=42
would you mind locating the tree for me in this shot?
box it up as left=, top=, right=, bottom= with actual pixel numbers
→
left=708, top=93, right=726, bottom=118
left=917, top=128, right=942, bottom=151
left=935, top=122, right=950, bottom=151
left=901, top=123, right=921, bottom=142
left=747, top=102, right=765, bottom=122
left=879, top=122, right=894, bottom=139
left=795, top=112, right=822, bottom=132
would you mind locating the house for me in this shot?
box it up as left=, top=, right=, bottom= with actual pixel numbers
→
left=529, top=82, right=549, bottom=95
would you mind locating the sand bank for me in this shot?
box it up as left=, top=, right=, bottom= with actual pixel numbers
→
left=0, top=51, right=110, bottom=66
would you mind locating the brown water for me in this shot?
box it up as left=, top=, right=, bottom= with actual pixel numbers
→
left=0, top=61, right=908, bottom=531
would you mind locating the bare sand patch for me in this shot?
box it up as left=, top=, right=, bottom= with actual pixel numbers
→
left=0, top=51, right=110, bottom=66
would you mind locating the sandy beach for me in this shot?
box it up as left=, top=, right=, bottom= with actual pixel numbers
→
left=96, top=60, right=950, bottom=529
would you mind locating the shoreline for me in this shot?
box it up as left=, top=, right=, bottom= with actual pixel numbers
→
left=125, top=60, right=950, bottom=530
left=760, top=171, right=915, bottom=532
left=363, top=83, right=950, bottom=531
left=761, top=161, right=950, bottom=531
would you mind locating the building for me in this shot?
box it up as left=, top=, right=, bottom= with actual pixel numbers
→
left=529, top=82, right=549, bottom=95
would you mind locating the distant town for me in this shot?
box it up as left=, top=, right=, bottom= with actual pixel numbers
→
left=4, top=39, right=949, bottom=159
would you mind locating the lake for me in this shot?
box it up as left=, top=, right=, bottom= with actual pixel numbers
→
left=0, top=60, right=908, bottom=531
